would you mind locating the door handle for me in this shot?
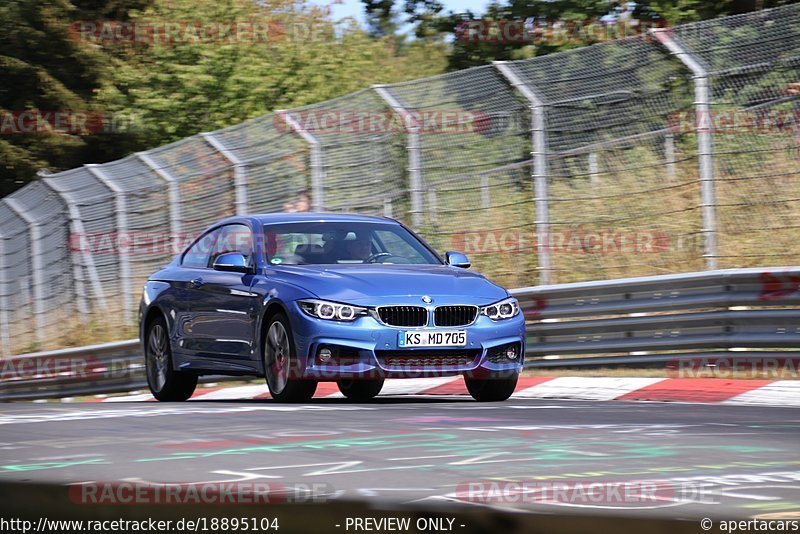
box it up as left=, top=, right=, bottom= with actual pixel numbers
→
left=189, top=277, right=204, bottom=288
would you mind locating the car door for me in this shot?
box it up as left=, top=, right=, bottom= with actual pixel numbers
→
left=182, top=223, right=259, bottom=362
left=171, top=226, right=220, bottom=363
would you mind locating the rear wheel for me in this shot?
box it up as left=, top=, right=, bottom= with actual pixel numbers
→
left=264, top=313, right=317, bottom=402
left=337, top=378, right=384, bottom=401
left=145, top=315, right=197, bottom=401
left=465, top=373, right=518, bottom=402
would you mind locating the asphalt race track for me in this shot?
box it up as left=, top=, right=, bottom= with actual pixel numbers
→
left=0, top=396, right=799, bottom=521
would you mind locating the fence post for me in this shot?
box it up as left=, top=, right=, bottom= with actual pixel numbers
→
left=372, top=85, right=423, bottom=230
left=428, top=189, right=438, bottom=227
left=39, top=172, right=108, bottom=314
left=3, top=198, right=46, bottom=344
left=137, top=152, right=182, bottom=253
left=276, top=111, right=325, bottom=212
left=588, top=152, right=599, bottom=191
left=481, top=175, right=491, bottom=209
left=86, top=164, right=133, bottom=325
left=494, top=61, right=552, bottom=284
left=653, top=29, right=717, bottom=270
left=664, top=133, right=676, bottom=181
left=200, top=132, right=249, bottom=215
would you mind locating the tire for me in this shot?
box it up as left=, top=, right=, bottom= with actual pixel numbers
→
left=263, top=312, right=317, bottom=402
left=337, top=378, right=384, bottom=401
left=465, top=373, right=518, bottom=402
left=145, top=314, right=197, bottom=401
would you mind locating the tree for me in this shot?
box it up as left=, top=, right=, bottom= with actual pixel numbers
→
left=0, top=0, right=149, bottom=196
left=362, top=0, right=399, bottom=37
left=108, top=0, right=447, bottom=146
left=440, top=0, right=799, bottom=70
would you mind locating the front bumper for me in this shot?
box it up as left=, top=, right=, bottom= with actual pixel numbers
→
left=288, top=301, right=525, bottom=380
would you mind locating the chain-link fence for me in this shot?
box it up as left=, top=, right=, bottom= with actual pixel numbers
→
left=2, top=5, right=799, bottom=355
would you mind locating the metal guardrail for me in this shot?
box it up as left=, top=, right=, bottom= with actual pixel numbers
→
left=512, top=266, right=800, bottom=367
left=1, top=267, right=798, bottom=400
left=0, top=339, right=143, bottom=401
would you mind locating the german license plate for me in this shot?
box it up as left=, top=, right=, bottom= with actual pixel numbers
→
left=398, top=330, right=467, bottom=347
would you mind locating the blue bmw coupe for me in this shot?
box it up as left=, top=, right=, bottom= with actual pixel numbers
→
left=139, top=213, right=525, bottom=402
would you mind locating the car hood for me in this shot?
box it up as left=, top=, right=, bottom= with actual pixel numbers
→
left=266, top=264, right=508, bottom=304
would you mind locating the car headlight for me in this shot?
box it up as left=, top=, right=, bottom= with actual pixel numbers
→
left=298, top=299, right=368, bottom=322
left=481, top=297, right=520, bottom=320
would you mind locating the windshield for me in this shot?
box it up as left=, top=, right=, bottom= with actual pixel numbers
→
left=263, top=221, right=442, bottom=265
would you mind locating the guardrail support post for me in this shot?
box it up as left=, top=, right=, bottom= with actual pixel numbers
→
left=86, top=164, right=133, bottom=325
left=653, top=29, right=717, bottom=270
left=372, top=86, right=423, bottom=230
left=3, top=198, right=46, bottom=344
left=137, top=152, right=183, bottom=253
left=494, top=61, right=552, bottom=284
left=200, top=132, right=249, bottom=215
left=276, top=111, right=325, bottom=212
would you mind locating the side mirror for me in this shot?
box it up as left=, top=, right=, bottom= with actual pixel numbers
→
left=213, top=252, right=253, bottom=273
left=445, top=251, right=471, bottom=269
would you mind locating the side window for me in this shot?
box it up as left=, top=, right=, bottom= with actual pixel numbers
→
left=182, top=228, right=222, bottom=268
left=210, top=224, right=253, bottom=266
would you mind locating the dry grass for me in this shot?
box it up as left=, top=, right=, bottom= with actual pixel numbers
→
left=428, top=133, right=800, bottom=288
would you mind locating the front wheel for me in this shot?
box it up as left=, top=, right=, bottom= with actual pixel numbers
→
left=145, top=315, right=197, bottom=401
left=465, top=373, right=518, bottom=402
left=337, top=379, right=384, bottom=401
left=264, top=313, right=317, bottom=402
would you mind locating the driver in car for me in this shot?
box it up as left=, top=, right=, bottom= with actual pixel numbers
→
left=342, top=233, right=372, bottom=262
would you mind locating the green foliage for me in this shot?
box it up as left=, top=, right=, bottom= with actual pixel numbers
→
left=431, top=0, right=799, bottom=70
left=0, top=0, right=146, bottom=196
left=362, top=0, right=400, bottom=37
left=0, top=0, right=448, bottom=193
left=99, top=0, right=449, bottom=148
left=2, top=0, right=793, bottom=195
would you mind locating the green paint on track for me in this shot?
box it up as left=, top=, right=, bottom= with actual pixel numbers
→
left=0, top=458, right=107, bottom=472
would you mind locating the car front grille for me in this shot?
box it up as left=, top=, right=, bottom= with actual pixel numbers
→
left=433, top=305, right=479, bottom=327
left=377, top=306, right=428, bottom=327
left=376, top=349, right=479, bottom=368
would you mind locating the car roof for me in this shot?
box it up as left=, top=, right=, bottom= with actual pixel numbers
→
left=251, top=212, right=397, bottom=225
